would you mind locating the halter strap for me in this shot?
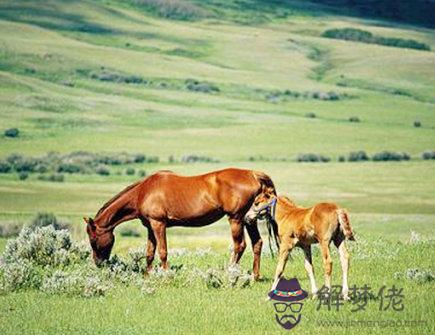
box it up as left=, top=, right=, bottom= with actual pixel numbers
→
left=255, top=197, right=277, bottom=222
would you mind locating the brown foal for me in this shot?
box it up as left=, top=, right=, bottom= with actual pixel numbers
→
left=247, top=196, right=355, bottom=299
left=84, top=168, right=276, bottom=280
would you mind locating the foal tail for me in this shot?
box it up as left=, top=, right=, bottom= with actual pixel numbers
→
left=337, top=209, right=355, bottom=241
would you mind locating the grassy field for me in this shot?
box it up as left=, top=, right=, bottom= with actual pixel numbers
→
left=0, top=0, right=434, bottom=334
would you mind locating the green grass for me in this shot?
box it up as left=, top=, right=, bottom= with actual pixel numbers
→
left=0, top=0, right=434, bottom=334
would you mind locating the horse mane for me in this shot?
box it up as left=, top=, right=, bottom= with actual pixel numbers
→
left=95, top=180, right=143, bottom=218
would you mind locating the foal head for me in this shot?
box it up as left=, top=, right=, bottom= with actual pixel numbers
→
left=244, top=186, right=277, bottom=223
left=84, top=217, right=115, bottom=266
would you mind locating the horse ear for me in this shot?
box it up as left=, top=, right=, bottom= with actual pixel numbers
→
left=83, top=217, right=96, bottom=230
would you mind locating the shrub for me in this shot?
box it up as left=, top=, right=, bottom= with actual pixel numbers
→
left=181, top=155, right=219, bottom=163
left=297, top=153, right=331, bottom=163
left=414, top=120, right=421, bottom=128
left=322, top=28, right=430, bottom=51
left=347, top=151, right=369, bottom=162
left=57, top=163, right=84, bottom=174
left=18, top=172, right=29, bottom=180
left=349, top=116, right=360, bottom=123
left=0, top=161, right=12, bottom=173
left=125, top=168, right=135, bottom=175
left=37, top=174, right=65, bottom=182
left=372, top=151, right=410, bottom=161
left=338, top=155, right=346, bottom=162
left=29, top=213, right=69, bottom=231
left=305, top=112, right=316, bottom=118
left=422, top=151, right=435, bottom=160
left=145, top=156, right=159, bottom=163
left=0, top=222, right=23, bottom=238
left=4, top=128, right=19, bottom=138
left=134, top=154, right=145, bottom=163
left=185, top=79, right=219, bottom=93
left=132, top=0, right=208, bottom=21
left=119, top=226, right=141, bottom=237
left=90, top=70, right=144, bottom=84
left=95, top=166, right=110, bottom=176
left=138, top=170, right=146, bottom=177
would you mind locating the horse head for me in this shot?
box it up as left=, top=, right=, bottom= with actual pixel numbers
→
left=83, top=217, right=115, bottom=266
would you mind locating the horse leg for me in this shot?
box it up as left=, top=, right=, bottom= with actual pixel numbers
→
left=245, top=223, right=263, bottom=281
left=145, top=225, right=157, bottom=273
left=140, top=219, right=157, bottom=273
left=320, top=240, right=332, bottom=292
left=150, top=219, right=168, bottom=270
left=229, top=218, right=246, bottom=265
left=302, top=245, right=318, bottom=297
left=334, top=236, right=350, bottom=300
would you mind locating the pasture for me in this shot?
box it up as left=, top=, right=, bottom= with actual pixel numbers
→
left=0, top=0, right=434, bottom=334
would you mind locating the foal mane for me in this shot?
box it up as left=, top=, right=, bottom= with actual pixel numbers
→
left=95, top=180, right=143, bottom=218
left=279, top=195, right=297, bottom=207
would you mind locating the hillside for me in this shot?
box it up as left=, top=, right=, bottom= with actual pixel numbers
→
left=0, top=0, right=434, bottom=161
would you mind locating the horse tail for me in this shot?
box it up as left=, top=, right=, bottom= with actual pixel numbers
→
left=337, top=209, right=355, bottom=241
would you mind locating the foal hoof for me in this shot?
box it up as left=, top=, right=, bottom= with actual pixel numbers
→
left=342, top=294, right=350, bottom=301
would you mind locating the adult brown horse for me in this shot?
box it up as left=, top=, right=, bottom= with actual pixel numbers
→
left=84, top=168, right=276, bottom=280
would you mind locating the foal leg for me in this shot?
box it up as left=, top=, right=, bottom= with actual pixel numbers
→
left=245, top=223, right=263, bottom=281
left=302, top=245, right=318, bottom=297
left=334, top=236, right=350, bottom=300
left=150, top=219, right=168, bottom=270
left=320, top=240, right=332, bottom=292
left=229, top=218, right=246, bottom=265
left=270, top=238, right=294, bottom=292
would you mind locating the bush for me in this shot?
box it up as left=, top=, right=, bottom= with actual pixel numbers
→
left=372, top=151, right=410, bottom=161
left=305, top=112, right=316, bottom=118
left=0, top=161, right=12, bottom=173
left=90, top=70, right=144, bottom=84
left=57, top=163, right=84, bottom=174
left=119, top=226, right=141, bottom=237
left=18, top=172, right=29, bottom=180
left=322, top=28, right=430, bottom=51
left=414, top=120, right=421, bottom=128
left=37, top=174, right=65, bottom=182
left=181, top=155, right=219, bottom=163
left=4, top=128, right=19, bottom=138
left=138, top=170, right=146, bottom=177
left=0, top=222, right=23, bottom=238
left=134, top=154, right=145, bottom=163
left=349, top=116, right=360, bottom=123
left=347, top=151, right=369, bottom=162
left=29, top=213, right=69, bottom=231
left=125, top=168, right=135, bottom=175
left=422, top=151, right=435, bottom=160
left=95, top=166, right=110, bottom=176
left=297, top=153, right=331, bottom=163
left=338, top=155, right=346, bottom=162
left=132, top=0, right=208, bottom=21
left=185, top=79, right=219, bottom=93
